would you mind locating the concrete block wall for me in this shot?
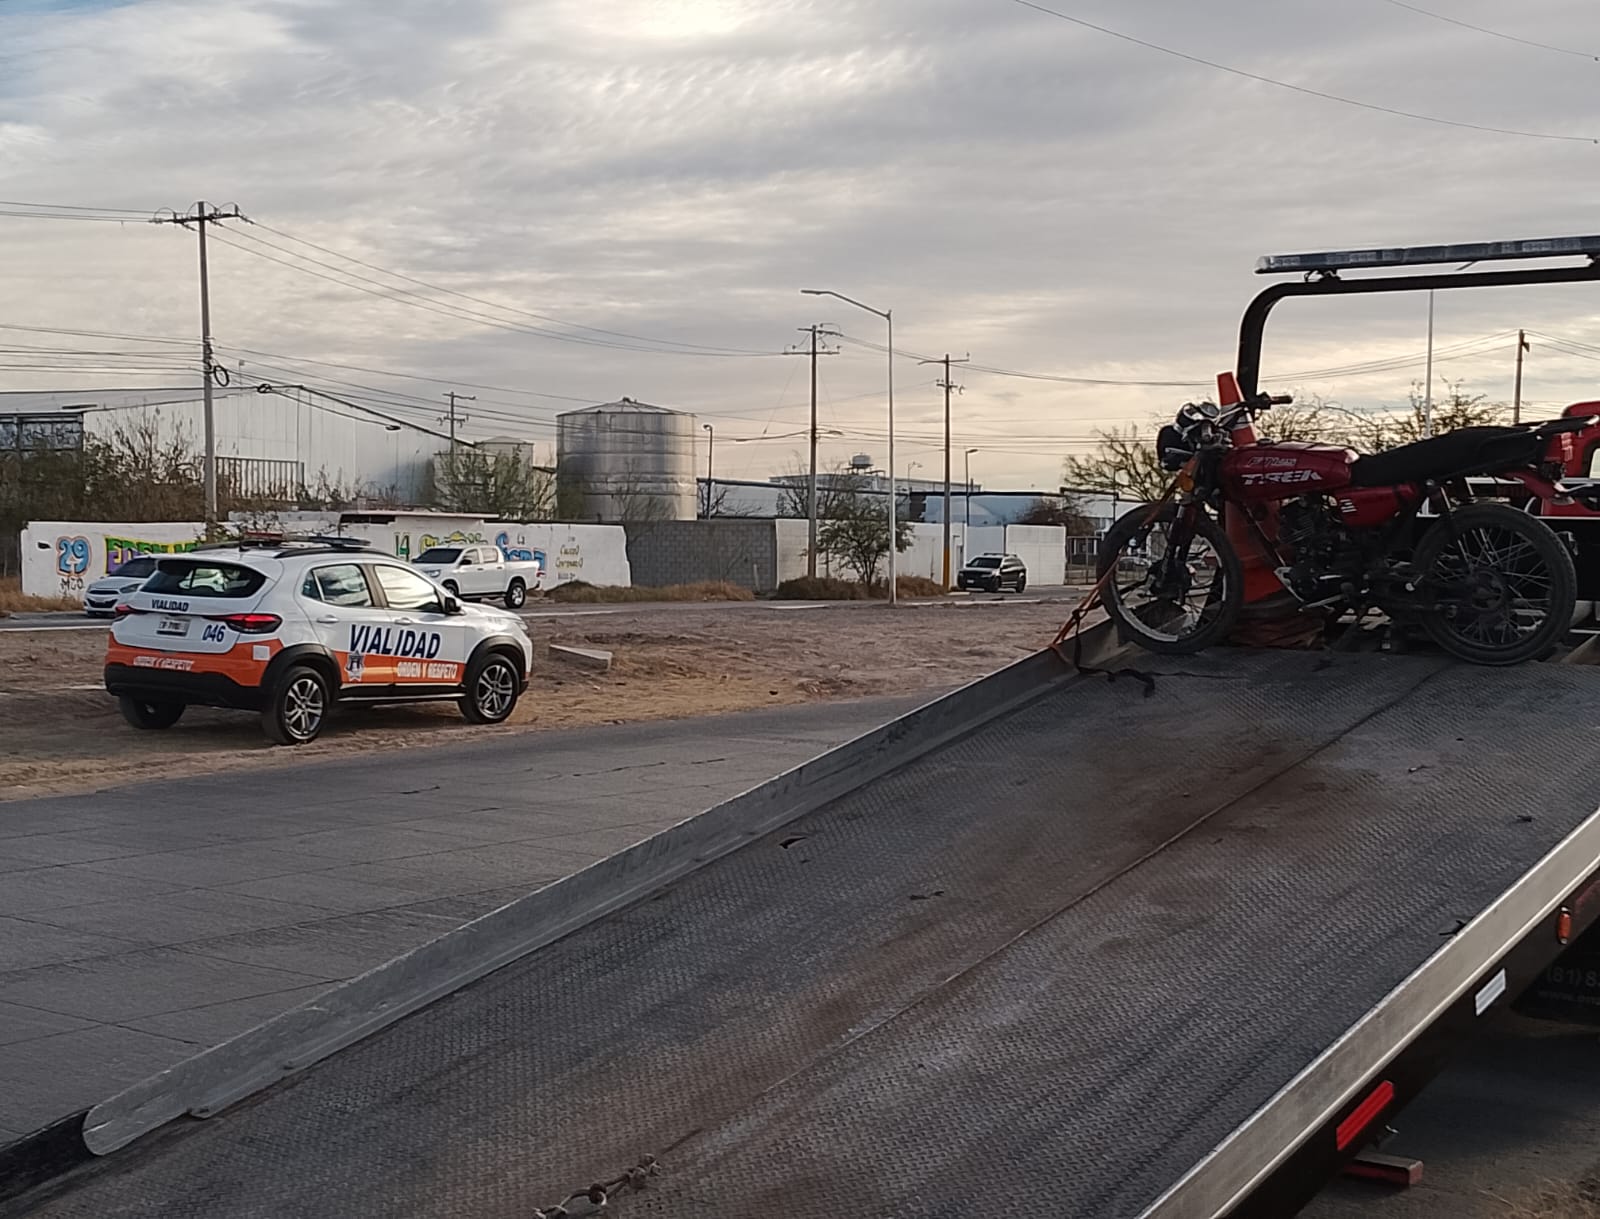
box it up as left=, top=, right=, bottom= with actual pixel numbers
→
left=623, top=520, right=781, bottom=591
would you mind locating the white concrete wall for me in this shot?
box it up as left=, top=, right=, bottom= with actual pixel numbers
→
left=21, top=520, right=205, bottom=599
left=22, top=515, right=631, bottom=599
left=962, top=524, right=1067, bottom=585
left=1002, top=524, right=1068, bottom=586
left=775, top=518, right=975, bottom=584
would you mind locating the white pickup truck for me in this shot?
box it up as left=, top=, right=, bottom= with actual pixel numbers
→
left=413, top=544, right=541, bottom=609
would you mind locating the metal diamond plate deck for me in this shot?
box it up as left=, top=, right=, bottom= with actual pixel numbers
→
left=20, top=651, right=1600, bottom=1219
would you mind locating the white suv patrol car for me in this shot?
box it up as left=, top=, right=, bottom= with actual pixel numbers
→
left=104, top=538, right=533, bottom=745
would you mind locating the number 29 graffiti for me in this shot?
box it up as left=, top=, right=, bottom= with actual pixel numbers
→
left=56, top=536, right=91, bottom=577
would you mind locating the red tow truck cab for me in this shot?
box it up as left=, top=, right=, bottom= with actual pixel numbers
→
left=1534, top=402, right=1600, bottom=630
left=1542, top=401, right=1600, bottom=518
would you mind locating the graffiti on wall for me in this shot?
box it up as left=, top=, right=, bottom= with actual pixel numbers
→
left=47, top=531, right=200, bottom=597
left=418, top=530, right=487, bottom=552
left=493, top=530, right=547, bottom=576
left=104, top=536, right=199, bottom=572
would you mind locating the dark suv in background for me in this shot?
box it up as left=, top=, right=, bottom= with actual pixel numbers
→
left=957, top=553, right=1027, bottom=593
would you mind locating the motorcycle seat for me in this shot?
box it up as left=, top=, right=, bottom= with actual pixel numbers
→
left=1348, top=426, right=1544, bottom=487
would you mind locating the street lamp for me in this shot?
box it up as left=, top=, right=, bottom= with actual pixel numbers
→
left=702, top=422, right=714, bottom=518
left=907, top=460, right=921, bottom=484
left=802, top=288, right=896, bottom=605
left=964, top=448, right=980, bottom=533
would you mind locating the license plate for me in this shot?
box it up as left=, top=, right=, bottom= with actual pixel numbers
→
left=157, top=616, right=189, bottom=637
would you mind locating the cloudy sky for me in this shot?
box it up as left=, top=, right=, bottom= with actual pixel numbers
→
left=3, top=0, right=1600, bottom=489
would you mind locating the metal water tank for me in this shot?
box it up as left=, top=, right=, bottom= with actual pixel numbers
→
left=556, top=399, right=698, bottom=522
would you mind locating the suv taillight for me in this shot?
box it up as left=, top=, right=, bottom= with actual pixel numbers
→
left=217, top=613, right=281, bottom=634
left=113, top=603, right=138, bottom=617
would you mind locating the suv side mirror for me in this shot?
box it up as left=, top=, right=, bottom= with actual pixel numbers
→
left=441, top=593, right=464, bottom=616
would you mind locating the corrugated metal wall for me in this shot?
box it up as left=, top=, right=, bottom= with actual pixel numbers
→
left=84, top=388, right=435, bottom=503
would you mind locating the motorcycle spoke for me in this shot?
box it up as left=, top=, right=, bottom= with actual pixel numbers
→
left=1108, top=521, right=1228, bottom=644
left=1431, top=523, right=1556, bottom=647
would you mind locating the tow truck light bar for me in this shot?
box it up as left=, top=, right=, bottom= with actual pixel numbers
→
left=1257, top=235, right=1600, bottom=275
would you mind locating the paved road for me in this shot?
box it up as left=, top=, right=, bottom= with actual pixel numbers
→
left=0, top=693, right=933, bottom=1141
left=0, top=587, right=1087, bottom=633
left=1304, top=1013, right=1600, bottom=1217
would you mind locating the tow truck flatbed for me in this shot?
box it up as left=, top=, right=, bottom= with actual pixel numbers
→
left=10, top=640, right=1600, bottom=1218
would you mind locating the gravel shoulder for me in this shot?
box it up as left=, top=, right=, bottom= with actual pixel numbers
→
left=0, top=598, right=1085, bottom=800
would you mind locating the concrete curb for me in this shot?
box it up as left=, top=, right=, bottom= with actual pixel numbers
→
left=548, top=643, right=613, bottom=672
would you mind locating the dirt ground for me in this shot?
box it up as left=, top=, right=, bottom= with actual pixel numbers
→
left=0, top=599, right=1087, bottom=800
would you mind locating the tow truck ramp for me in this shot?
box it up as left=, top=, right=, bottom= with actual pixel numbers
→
left=8, top=623, right=1600, bottom=1218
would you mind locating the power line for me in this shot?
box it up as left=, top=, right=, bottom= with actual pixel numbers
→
left=1011, top=0, right=1599, bottom=144
left=0, top=208, right=154, bottom=223
left=248, top=219, right=781, bottom=357
left=208, top=229, right=783, bottom=360
left=0, top=200, right=153, bottom=214
left=1379, top=0, right=1599, bottom=61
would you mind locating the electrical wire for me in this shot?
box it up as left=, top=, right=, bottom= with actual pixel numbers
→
left=0, top=208, right=154, bottom=223
left=1379, top=0, right=1599, bottom=61
left=1011, top=0, right=1599, bottom=143
left=247, top=220, right=782, bottom=357
left=214, top=226, right=783, bottom=359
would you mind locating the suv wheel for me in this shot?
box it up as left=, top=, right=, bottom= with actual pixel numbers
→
left=504, top=578, right=527, bottom=609
left=118, top=696, right=185, bottom=730
left=1016, top=576, right=1026, bottom=593
left=443, top=580, right=460, bottom=598
left=263, top=664, right=330, bottom=745
left=461, top=652, right=521, bottom=725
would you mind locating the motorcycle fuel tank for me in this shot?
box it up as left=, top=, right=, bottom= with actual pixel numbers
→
left=1222, top=442, right=1356, bottom=503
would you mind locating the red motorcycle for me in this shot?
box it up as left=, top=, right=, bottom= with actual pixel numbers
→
left=1098, top=392, right=1597, bottom=666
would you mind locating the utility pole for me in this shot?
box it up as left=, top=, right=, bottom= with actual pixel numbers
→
left=153, top=201, right=243, bottom=536
left=1514, top=329, right=1530, bottom=425
left=965, top=447, right=979, bottom=538
left=442, top=391, right=476, bottom=448
left=921, top=354, right=968, bottom=590
left=702, top=422, right=714, bottom=517
left=1423, top=290, right=1436, bottom=438
left=786, top=325, right=839, bottom=576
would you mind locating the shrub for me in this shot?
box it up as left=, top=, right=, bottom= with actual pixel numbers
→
left=772, top=577, right=870, bottom=601
left=545, top=581, right=754, bottom=604
left=772, top=575, right=948, bottom=601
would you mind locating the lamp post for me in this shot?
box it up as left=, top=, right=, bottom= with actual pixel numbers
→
left=802, top=288, right=896, bottom=605
left=964, top=447, right=979, bottom=571
left=702, top=422, right=714, bottom=517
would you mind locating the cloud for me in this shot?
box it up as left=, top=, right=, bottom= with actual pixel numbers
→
left=3, top=0, right=1600, bottom=486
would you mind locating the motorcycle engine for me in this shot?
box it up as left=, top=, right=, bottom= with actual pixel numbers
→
left=1276, top=495, right=1345, bottom=599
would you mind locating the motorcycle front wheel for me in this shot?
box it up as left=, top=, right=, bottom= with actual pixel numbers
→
left=1414, top=501, right=1576, bottom=666
left=1097, top=503, right=1243, bottom=654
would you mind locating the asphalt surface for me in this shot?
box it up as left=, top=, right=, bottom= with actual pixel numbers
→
left=0, top=692, right=932, bottom=1142
left=1303, top=1014, right=1600, bottom=1218
left=0, top=587, right=1084, bottom=633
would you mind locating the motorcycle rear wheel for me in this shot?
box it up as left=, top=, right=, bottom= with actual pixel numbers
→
left=1413, top=502, right=1576, bottom=666
left=1097, top=503, right=1243, bottom=654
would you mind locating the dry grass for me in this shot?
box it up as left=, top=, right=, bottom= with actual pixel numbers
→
left=0, top=575, right=78, bottom=616
left=773, top=576, right=871, bottom=601
left=545, top=580, right=755, bottom=604
left=773, top=575, right=949, bottom=601
left=896, top=575, right=947, bottom=598
left=1499, top=1183, right=1600, bottom=1219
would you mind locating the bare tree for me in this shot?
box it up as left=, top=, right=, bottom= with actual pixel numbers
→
left=1063, top=425, right=1170, bottom=505
left=813, top=467, right=914, bottom=586
left=1329, top=381, right=1508, bottom=452
left=1016, top=495, right=1096, bottom=533
left=432, top=447, right=556, bottom=519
